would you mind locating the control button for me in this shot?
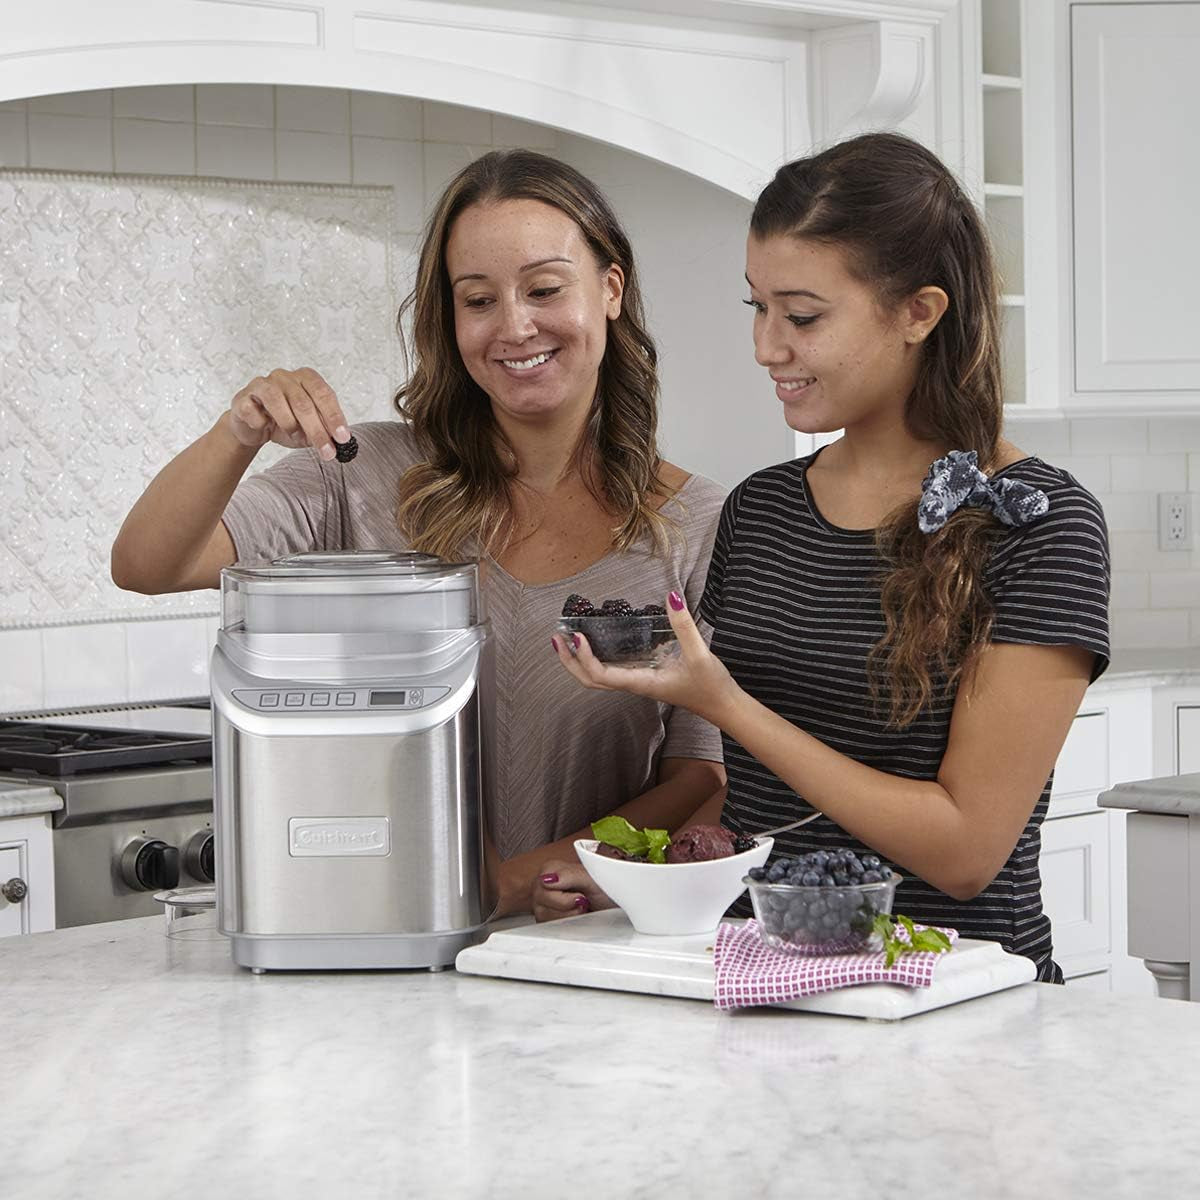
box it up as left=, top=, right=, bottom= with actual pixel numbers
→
left=285, top=692, right=304, bottom=707
left=310, top=692, right=330, bottom=706
left=336, top=692, right=356, bottom=707
left=260, top=693, right=280, bottom=708
left=409, top=689, right=424, bottom=706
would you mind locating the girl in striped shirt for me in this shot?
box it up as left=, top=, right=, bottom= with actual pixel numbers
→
left=551, top=132, right=1110, bottom=980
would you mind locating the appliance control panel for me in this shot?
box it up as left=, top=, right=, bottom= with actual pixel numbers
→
left=233, top=686, right=452, bottom=713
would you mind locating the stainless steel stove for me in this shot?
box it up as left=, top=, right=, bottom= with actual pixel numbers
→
left=0, top=701, right=214, bottom=928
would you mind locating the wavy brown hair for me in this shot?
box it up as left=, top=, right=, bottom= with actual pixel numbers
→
left=393, top=149, right=673, bottom=559
left=751, top=132, right=1006, bottom=726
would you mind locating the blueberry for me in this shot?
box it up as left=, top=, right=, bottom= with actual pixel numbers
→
left=748, top=867, right=767, bottom=881
left=800, top=870, right=820, bottom=887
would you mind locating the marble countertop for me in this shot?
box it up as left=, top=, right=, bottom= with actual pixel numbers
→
left=1088, top=646, right=1200, bottom=692
left=1100, top=772, right=1200, bottom=815
left=4, top=917, right=1200, bottom=1199
left=0, top=781, right=62, bottom=818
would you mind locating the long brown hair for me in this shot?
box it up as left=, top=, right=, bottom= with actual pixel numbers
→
left=750, top=132, right=1006, bottom=725
left=394, top=149, right=672, bottom=559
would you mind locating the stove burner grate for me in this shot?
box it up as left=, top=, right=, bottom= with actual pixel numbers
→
left=0, top=722, right=213, bottom=776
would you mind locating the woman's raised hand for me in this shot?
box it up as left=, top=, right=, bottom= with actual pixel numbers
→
left=551, top=590, right=741, bottom=727
left=228, top=367, right=352, bottom=461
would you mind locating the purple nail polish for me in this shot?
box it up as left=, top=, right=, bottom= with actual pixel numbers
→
left=550, top=636, right=558, bottom=652
left=571, top=633, right=580, bottom=650
left=668, top=590, right=685, bottom=611
left=574, top=896, right=590, bottom=912
left=540, top=873, right=559, bottom=885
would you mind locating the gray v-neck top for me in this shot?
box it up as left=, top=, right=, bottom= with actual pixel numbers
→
left=222, top=420, right=726, bottom=857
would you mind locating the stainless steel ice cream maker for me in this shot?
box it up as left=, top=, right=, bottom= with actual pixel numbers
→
left=211, top=550, right=491, bottom=972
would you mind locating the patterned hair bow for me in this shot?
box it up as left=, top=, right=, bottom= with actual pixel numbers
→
left=917, top=449, right=1049, bottom=534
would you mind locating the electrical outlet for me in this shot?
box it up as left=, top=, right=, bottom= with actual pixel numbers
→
left=1158, top=493, right=1193, bottom=551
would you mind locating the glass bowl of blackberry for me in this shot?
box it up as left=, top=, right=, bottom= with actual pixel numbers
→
left=743, top=849, right=901, bottom=956
left=557, top=594, right=678, bottom=668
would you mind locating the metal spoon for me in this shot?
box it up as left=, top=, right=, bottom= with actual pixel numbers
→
left=755, top=811, right=822, bottom=839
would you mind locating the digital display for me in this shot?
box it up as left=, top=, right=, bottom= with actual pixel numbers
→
left=369, top=690, right=408, bottom=706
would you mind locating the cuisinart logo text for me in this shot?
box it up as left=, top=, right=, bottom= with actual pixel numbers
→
left=288, top=817, right=391, bottom=857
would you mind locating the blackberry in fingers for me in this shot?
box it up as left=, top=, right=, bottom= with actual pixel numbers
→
left=334, top=435, right=359, bottom=463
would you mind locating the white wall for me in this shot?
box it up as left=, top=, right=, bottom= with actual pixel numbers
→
left=0, top=84, right=787, bottom=714
left=1006, top=415, right=1200, bottom=651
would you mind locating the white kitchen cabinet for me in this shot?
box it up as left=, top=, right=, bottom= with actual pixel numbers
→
left=0, top=814, right=56, bottom=936
left=1178, top=707, right=1200, bottom=775
left=1071, top=2, right=1200, bottom=397
left=1041, top=810, right=1110, bottom=965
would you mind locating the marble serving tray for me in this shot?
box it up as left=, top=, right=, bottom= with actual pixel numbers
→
left=455, top=909, right=1037, bottom=1020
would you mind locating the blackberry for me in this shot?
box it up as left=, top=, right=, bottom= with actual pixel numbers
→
left=638, top=603, right=667, bottom=616
left=561, top=593, right=595, bottom=617
left=334, top=435, right=358, bottom=463
left=599, top=598, right=635, bottom=616
left=731, top=833, right=756, bottom=854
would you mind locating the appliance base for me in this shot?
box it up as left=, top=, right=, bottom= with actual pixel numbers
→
left=227, top=924, right=489, bottom=972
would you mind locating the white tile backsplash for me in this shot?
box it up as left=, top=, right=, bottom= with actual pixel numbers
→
left=1149, top=572, right=1200, bottom=610
left=1048, top=454, right=1111, bottom=495
left=0, top=630, right=44, bottom=712
left=29, top=89, right=112, bottom=118
left=275, top=129, right=351, bottom=184
left=41, top=624, right=128, bottom=708
left=1111, top=453, right=1188, bottom=493
left=276, top=86, right=350, bottom=135
left=0, top=110, right=27, bottom=167
left=1070, top=418, right=1149, bottom=456
left=423, top=140, right=489, bottom=209
left=423, top=101, right=491, bottom=145
left=1095, top=492, right=1156, bottom=533
left=29, top=113, right=113, bottom=172
left=1149, top=418, right=1200, bottom=454
left=351, top=136, right=425, bottom=233
left=351, top=92, right=422, bottom=140
left=115, top=85, right=195, bottom=123
left=125, top=619, right=210, bottom=700
left=196, top=84, right=274, bottom=128
left=1110, top=608, right=1191, bottom=649
left=492, top=113, right=557, bottom=149
left=114, top=118, right=196, bottom=176
left=196, top=124, right=275, bottom=180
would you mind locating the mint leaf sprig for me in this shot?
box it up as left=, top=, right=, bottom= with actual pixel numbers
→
left=591, top=815, right=671, bottom=864
left=872, top=913, right=953, bottom=968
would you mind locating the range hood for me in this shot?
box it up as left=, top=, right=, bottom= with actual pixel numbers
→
left=1, top=0, right=960, bottom=198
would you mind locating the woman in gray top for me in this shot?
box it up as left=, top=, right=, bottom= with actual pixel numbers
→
left=112, top=149, right=726, bottom=920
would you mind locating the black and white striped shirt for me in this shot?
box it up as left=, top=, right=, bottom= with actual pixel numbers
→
left=699, top=451, right=1111, bottom=981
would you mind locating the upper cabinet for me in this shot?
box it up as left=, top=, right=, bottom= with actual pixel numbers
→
left=1071, top=2, right=1200, bottom=402
left=966, top=0, right=1200, bottom=415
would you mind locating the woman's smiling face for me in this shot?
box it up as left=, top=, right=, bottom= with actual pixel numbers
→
left=744, top=233, right=918, bottom=435
left=446, top=198, right=623, bottom=424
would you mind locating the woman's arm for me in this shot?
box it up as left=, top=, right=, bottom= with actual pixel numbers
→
left=111, top=368, right=351, bottom=594
left=496, top=755, right=725, bottom=919
left=553, top=598, right=1091, bottom=901
left=111, top=413, right=253, bottom=593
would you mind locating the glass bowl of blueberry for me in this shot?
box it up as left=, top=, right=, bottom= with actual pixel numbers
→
left=744, top=849, right=901, bottom=956
left=557, top=593, right=677, bottom=668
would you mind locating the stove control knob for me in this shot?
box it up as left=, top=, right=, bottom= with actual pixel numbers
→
left=184, top=831, right=216, bottom=883
left=120, top=838, right=181, bottom=891
left=2, top=877, right=28, bottom=904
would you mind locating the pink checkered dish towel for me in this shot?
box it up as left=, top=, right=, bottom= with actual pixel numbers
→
left=713, top=920, right=959, bottom=1011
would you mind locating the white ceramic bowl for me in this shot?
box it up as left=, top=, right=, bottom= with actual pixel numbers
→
left=574, top=836, right=773, bottom=935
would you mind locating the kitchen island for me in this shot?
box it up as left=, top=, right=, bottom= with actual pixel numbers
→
left=3, top=917, right=1200, bottom=1199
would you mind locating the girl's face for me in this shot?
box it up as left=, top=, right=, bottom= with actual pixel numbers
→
left=744, top=233, right=928, bottom=435
left=445, top=198, right=623, bottom=425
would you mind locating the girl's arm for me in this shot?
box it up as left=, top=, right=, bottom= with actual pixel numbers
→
left=495, top=756, right=725, bottom=918
left=553, top=599, right=1091, bottom=901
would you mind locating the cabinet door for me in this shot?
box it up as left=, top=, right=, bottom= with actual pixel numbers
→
left=0, top=844, right=26, bottom=937
left=1072, top=4, right=1200, bottom=392
left=1178, top=707, right=1200, bottom=775
left=1041, top=811, right=1109, bottom=962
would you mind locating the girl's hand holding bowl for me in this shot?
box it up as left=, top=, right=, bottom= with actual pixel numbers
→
left=551, top=590, right=741, bottom=727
